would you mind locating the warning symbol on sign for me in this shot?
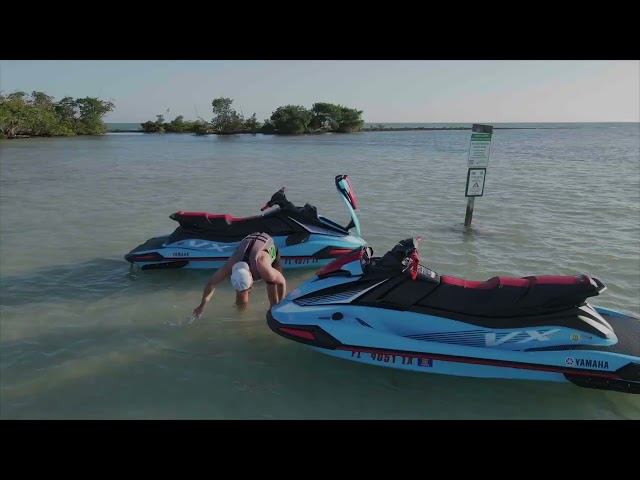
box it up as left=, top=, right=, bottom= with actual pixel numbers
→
left=466, top=168, right=486, bottom=197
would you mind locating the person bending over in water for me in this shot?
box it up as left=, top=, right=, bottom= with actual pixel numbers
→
left=191, top=232, right=286, bottom=320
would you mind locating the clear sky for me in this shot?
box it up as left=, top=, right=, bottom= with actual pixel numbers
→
left=0, top=60, right=638, bottom=123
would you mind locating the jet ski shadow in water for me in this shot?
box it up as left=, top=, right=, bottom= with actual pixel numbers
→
left=124, top=175, right=367, bottom=271
left=267, top=237, right=640, bottom=395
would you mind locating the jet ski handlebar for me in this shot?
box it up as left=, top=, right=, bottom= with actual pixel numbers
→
left=400, top=236, right=423, bottom=280
left=261, top=186, right=294, bottom=211
left=375, top=236, right=424, bottom=278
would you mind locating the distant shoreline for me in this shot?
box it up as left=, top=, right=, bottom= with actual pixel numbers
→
left=8, top=124, right=624, bottom=140
left=107, top=125, right=567, bottom=134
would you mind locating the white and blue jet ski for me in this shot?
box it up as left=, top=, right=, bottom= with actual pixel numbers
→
left=125, top=175, right=366, bottom=271
left=267, top=237, right=640, bottom=394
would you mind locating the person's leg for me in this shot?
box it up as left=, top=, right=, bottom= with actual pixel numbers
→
left=258, top=249, right=286, bottom=307
left=266, top=282, right=279, bottom=307
left=272, top=249, right=285, bottom=301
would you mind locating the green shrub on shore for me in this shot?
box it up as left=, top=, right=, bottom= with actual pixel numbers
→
left=141, top=97, right=365, bottom=135
left=0, top=91, right=115, bottom=138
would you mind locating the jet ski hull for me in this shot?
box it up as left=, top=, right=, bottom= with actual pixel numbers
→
left=266, top=238, right=640, bottom=394
left=267, top=306, right=639, bottom=394
left=125, top=232, right=367, bottom=270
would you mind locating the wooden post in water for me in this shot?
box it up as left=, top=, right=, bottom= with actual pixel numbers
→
left=464, top=123, right=493, bottom=228
left=464, top=197, right=475, bottom=227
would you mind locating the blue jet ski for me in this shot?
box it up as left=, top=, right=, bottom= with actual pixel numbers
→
left=125, top=175, right=366, bottom=270
left=267, top=237, right=640, bottom=394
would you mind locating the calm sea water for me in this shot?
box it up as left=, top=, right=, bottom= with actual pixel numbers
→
left=1, top=123, right=639, bottom=419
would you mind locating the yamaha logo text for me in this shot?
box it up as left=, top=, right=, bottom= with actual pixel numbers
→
left=565, top=357, right=609, bottom=370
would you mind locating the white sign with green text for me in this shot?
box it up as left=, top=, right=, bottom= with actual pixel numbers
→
left=467, top=132, right=492, bottom=168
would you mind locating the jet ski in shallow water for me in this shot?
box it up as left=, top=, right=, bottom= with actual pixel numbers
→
left=267, top=237, right=640, bottom=394
left=125, top=175, right=366, bottom=270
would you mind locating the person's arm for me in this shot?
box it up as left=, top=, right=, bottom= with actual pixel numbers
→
left=192, top=262, right=232, bottom=319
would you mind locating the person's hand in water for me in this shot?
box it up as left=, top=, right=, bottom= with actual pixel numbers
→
left=188, top=304, right=205, bottom=324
